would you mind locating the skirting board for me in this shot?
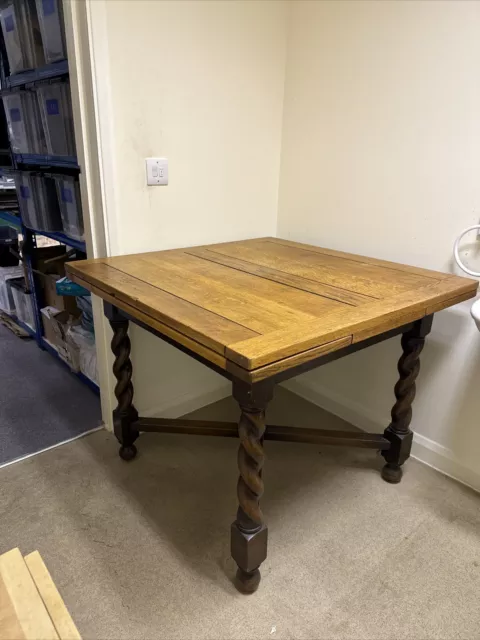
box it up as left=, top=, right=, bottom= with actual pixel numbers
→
left=283, top=379, right=480, bottom=495
left=132, top=383, right=231, bottom=424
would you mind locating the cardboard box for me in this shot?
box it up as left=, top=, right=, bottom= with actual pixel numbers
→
left=41, top=306, right=62, bottom=349
left=51, top=310, right=81, bottom=372
left=32, top=245, right=78, bottom=314
left=43, top=274, right=78, bottom=314
left=32, top=246, right=67, bottom=275
left=41, top=306, right=81, bottom=372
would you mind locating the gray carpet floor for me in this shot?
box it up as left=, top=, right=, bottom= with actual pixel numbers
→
left=0, top=323, right=101, bottom=465
left=0, top=388, right=479, bottom=639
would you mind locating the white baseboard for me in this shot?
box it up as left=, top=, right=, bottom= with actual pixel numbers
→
left=140, top=383, right=231, bottom=420
left=283, top=379, right=480, bottom=494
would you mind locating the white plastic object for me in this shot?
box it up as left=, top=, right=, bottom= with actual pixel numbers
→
left=35, top=0, right=66, bottom=63
left=471, top=298, right=480, bottom=332
left=67, top=324, right=97, bottom=383
left=453, top=225, right=480, bottom=277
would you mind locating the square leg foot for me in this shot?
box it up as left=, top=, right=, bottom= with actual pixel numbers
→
left=231, top=523, right=268, bottom=593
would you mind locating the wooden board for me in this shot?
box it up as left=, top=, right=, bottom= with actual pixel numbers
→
left=66, top=237, right=478, bottom=376
left=0, top=548, right=58, bottom=640
left=0, top=549, right=80, bottom=640
left=24, top=552, right=81, bottom=640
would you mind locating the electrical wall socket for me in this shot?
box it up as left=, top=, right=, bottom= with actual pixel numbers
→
left=146, top=158, right=168, bottom=186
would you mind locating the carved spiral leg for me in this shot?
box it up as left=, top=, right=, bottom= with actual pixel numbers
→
left=231, top=381, right=273, bottom=594
left=106, top=304, right=139, bottom=461
left=381, top=316, right=433, bottom=483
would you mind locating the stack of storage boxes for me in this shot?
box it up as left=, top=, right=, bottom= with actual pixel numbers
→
left=0, top=0, right=76, bottom=159
left=2, top=80, right=76, bottom=158
left=35, top=246, right=96, bottom=382
left=0, top=0, right=66, bottom=74
left=13, top=171, right=83, bottom=240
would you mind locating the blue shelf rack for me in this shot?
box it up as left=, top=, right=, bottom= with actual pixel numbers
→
left=22, top=225, right=86, bottom=253
left=0, top=209, right=21, bottom=228
left=14, top=154, right=79, bottom=170
left=4, top=60, right=69, bottom=89
left=0, top=211, right=85, bottom=252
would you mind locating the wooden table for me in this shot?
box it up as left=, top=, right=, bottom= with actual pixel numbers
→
left=66, top=237, right=477, bottom=593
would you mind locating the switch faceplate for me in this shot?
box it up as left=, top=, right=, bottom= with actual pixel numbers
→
left=146, top=158, right=168, bottom=185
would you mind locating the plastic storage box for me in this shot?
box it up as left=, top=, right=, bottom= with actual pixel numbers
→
left=14, top=171, right=38, bottom=228
left=33, top=174, right=62, bottom=231
left=14, top=172, right=62, bottom=232
left=0, top=225, right=19, bottom=267
left=36, top=80, right=75, bottom=157
left=2, top=89, right=47, bottom=153
left=0, top=264, right=23, bottom=313
left=0, top=0, right=45, bottom=74
left=9, top=276, right=35, bottom=328
left=0, top=2, right=23, bottom=74
left=35, top=0, right=65, bottom=63
left=53, top=175, right=83, bottom=240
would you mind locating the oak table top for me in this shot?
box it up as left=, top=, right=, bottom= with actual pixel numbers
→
left=66, top=237, right=477, bottom=381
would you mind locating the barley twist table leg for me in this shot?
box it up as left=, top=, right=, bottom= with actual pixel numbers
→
left=381, top=315, right=433, bottom=483
left=105, top=304, right=139, bottom=461
left=231, top=381, right=273, bottom=593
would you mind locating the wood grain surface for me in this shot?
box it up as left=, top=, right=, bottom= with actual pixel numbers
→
left=66, top=237, right=478, bottom=376
left=0, top=548, right=59, bottom=640
left=0, top=549, right=81, bottom=640
left=24, top=552, right=81, bottom=640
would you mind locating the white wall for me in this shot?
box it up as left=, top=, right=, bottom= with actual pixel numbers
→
left=278, top=0, right=480, bottom=489
left=82, top=0, right=288, bottom=420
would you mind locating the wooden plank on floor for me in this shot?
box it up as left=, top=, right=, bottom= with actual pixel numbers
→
left=24, top=552, right=81, bottom=640
left=0, top=548, right=59, bottom=640
left=0, top=573, right=26, bottom=640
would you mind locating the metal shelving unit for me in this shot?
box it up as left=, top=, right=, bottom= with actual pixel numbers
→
left=0, top=210, right=98, bottom=393
left=0, top=41, right=98, bottom=393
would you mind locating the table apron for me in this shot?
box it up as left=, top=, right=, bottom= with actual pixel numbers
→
left=105, top=302, right=415, bottom=385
